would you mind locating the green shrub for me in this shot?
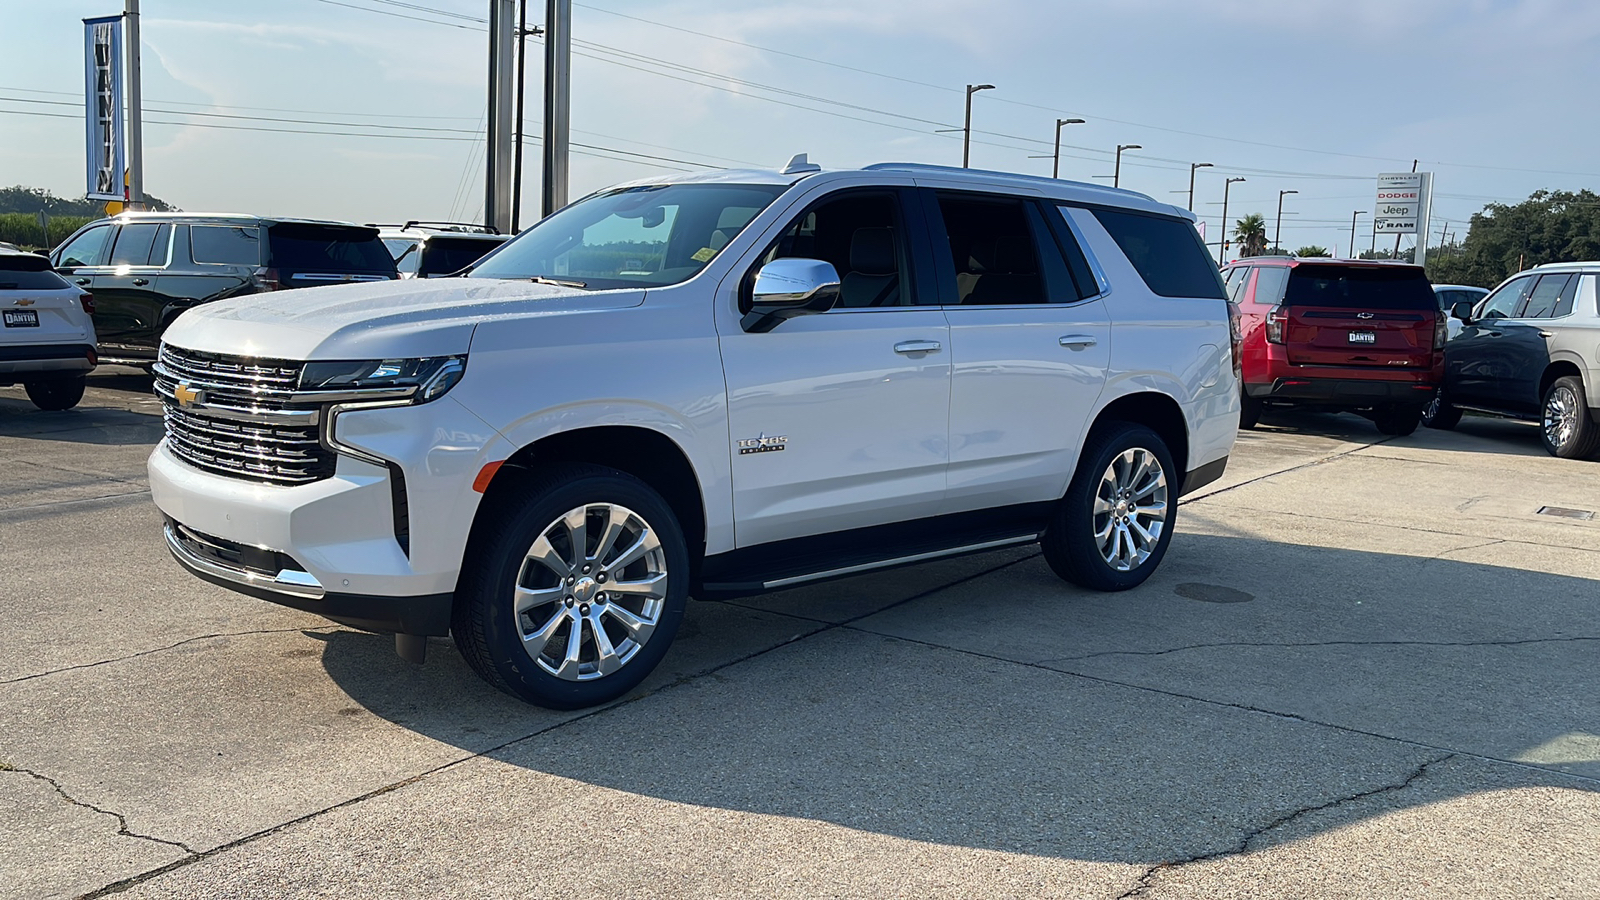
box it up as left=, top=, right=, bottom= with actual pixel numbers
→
left=0, top=213, right=94, bottom=252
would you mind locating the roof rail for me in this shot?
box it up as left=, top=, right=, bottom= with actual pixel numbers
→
left=368, top=220, right=500, bottom=235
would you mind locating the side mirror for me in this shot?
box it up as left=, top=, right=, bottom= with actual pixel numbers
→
left=741, top=258, right=840, bottom=333
left=1450, top=300, right=1474, bottom=322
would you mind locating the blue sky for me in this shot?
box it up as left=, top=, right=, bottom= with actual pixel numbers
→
left=4, top=0, right=1600, bottom=256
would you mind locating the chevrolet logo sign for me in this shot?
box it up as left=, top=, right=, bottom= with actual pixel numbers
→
left=174, top=383, right=203, bottom=406
left=15, top=298, right=34, bottom=307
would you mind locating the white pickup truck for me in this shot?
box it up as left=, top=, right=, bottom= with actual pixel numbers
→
left=150, top=160, right=1239, bottom=709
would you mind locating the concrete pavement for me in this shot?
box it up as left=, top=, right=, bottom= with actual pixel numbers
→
left=2, top=376, right=1596, bottom=898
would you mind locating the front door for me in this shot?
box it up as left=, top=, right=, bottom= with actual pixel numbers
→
left=718, top=187, right=951, bottom=548
left=93, top=221, right=171, bottom=357
left=1448, top=273, right=1534, bottom=409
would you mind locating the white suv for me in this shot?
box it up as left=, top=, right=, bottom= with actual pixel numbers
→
left=149, top=160, right=1239, bottom=709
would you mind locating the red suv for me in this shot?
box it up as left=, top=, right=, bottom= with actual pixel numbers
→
left=1223, top=258, right=1446, bottom=435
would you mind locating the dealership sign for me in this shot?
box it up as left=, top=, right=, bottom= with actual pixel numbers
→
left=1373, top=172, right=1427, bottom=234
left=83, top=15, right=126, bottom=202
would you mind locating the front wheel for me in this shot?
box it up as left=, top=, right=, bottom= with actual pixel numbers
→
left=1239, top=390, right=1264, bottom=430
left=1041, top=422, right=1176, bottom=592
left=24, top=375, right=86, bottom=411
left=1541, top=375, right=1600, bottom=459
left=453, top=464, right=689, bottom=709
left=1421, top=389, right=1461, bottom=430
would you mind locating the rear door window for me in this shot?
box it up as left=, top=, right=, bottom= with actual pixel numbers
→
left=108, top=222, right=166, bottom=267
left=1283, top=265, right=1435, bottom=310
left=1088, top=208, right=1226, bottom=299
left=1252, top=266, right=1289, bottom=306
left=192, top=225, right=263, bottom=266
left=267, top=224, right=397, bottom=274
left=932, top=193, right=1047, bottom=305
left=54, top=224, right=114, bottom=268
left=1521, top=274, right=1572, bottom=319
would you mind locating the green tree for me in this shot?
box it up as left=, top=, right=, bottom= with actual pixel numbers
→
left=1294, top=245, right=1331, bottom=257
left=1419, top=190, right=1600, bottom=288
left=0, top=184, right=177, bottom=216
left=1232, top=213, right=1270, bottom=257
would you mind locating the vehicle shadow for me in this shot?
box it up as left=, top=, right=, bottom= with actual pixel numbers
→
left=0, top=368, right=162, bottom=445
left=312, top=533, right=1600, bottom=864
left=1251, top=407, right=1551, bottom=458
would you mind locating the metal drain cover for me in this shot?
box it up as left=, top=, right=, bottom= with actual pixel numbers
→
left=1537, top=506, right=1595, bottom=520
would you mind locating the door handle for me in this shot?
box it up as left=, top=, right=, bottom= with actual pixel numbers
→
left=893, top=340, right=941, bottom=354
left=74, top=278, right=89, bottom=286
left=1059, top=334, right=1098, bottom=349
left=1539, top=331, right=1555, bottom=338
left=131, top=278, right=149, bottom=286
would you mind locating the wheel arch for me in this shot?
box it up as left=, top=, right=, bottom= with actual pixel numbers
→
left=472, top=425, right=709, bottom=574
left=1087, top=391, right=1190, bottom=486
left=1541, top=358, right=1586, bottom=402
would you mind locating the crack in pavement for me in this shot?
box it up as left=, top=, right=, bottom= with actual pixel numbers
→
left=1038, top=635, right=1600, bottom=666
left=0, top=627, right=338, bottom=686
left=1114, top=754, right=1455, bottom=898
left=0, top=488, right=152, bottom=517
left=76, top=553, right=1042, bottom=898
left=1, top=766, right=197, bottom=856
left=1199, top=500, right=1600, bottom=554
left=1179, top=435, right=1393, bottom=505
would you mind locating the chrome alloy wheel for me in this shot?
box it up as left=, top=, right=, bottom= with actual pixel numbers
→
left=1544, top=384, right=1580, bottom=451
left=1092, top=448, right=1169, bottom=572
left=514, top=503, right=667, bottom=681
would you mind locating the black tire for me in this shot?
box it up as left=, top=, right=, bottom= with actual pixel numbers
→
left=1540, top=375, right=1600, bottom=459
left=1421, top=389, right=1461, bottom=430
left=1374, top=404, right=1422, bottom=436
left=1042, top=422, right=1177, bottom=592
left=452, top=463, right=690, bottom=709
left=1239, top=390, right=1263, bottom=430
left=24, top=375, right=86, bottom=411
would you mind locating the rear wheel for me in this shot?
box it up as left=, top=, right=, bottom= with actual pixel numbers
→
left=24, top=375, right=86, bottom=411
left=1239, top=390, right=1263, bottom=430
left=1041, top=422, right=1175, bottom=592
left=1421, top=389, right=1461, bottom=430
left=1374, top=404, right=1422, bottom=436
left=453, top=464, right=689, bottom=709
left=1541, top=375, right=1600, bottom=459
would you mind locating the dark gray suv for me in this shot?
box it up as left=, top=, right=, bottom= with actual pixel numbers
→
left=51, top=213, right=398, bottom=366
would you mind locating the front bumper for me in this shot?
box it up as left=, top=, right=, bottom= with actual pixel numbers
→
left=1246, top=377, right=1437, bottom=405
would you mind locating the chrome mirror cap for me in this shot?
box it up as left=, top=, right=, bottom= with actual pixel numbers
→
left=742, top=258, right=841, bottom=334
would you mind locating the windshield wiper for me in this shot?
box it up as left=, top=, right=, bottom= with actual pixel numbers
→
left=530, top=275, right=588, bottom=289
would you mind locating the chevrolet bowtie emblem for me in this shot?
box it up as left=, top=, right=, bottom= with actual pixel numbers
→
left=174, top=383, right=203, bottom=406
left=15, top=298, right=34, bottom=306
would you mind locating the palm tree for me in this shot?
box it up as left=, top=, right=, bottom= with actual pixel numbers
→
left=1233, top=213, right=1270, bottom=258
left=1294, top=245, right=1331, bottom=257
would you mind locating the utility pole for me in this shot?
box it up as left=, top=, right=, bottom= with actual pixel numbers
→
left=541, top=0, right=572, bottom=216
left=1219, top=177, right=1245, bottom=265
left=1052, top=118, right=1084, bottom=178
left=962, top=84, right=995, bottom=168
left=124, top=0, right=143, bottom=209
left=510, top=0, right=529, bottom=233
left=1188, top=162, right=1213, bottom=211
left=1349, top=210, right=1367, bottom=258
left=1114, top=144, right=1140, bottom=189
left=1274, top=189, right=1298, bottom=253
left=485, top=0, right=515, bottom=233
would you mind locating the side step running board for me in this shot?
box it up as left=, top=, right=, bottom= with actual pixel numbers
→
left=702, top=533, right=1039, bottom=593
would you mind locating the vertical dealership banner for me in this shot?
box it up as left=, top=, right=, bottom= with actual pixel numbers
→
left=84, top=15, right=126, bottom=201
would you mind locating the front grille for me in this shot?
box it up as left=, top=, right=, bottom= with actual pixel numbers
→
left=155, top=345, right=335, bottom=486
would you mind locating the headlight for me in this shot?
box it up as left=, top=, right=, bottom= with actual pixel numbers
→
left=299, top=356, right=466, bottom=403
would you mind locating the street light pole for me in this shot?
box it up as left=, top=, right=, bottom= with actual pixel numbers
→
left=1275, top=189, right=1298, bottom=253
left=1052, top=117, right=1085, bottom=179
left=1114, top=144, right=1141, bottom=189
left=1349, top=210, right=1367, bottom=258
left=1220, top=177, right=1245, bottom=266
left=1188, top=162, right=1213, bottom=211
left=124, top=0, right=143, bottom=209
left=962, top=84, right=995, bottom=168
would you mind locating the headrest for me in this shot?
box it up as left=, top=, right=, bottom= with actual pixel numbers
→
left=850, top=227, right=897, bottom=276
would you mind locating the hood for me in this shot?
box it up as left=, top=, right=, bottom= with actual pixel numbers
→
left=160, top=277, right=645, bottom=361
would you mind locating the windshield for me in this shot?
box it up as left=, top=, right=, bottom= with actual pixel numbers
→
left=469, top=183, right=787, bottom=288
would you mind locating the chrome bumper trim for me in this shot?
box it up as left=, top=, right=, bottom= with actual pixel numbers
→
left=163, top=521, right=327, bottom=600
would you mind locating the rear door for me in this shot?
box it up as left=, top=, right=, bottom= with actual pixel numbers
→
left=92, top=221, right=171, bottom=356
left=1483, top=273, right=1573, bottom=414
left=1281, top=265, right=1438, bottom=370
left=266, top=223, right=399, bottom=289
left=930, top=191, right=1110, bottom=510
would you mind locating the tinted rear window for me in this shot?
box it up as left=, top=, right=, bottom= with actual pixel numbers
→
left=0, top=252, right=53, bottom=273
left=0, top=268, right=70, bottom=290
left=192, top=225, right=263, bottom=265
left=418, top=237, right=505, bottom=276
left=268, top=224, right=397, bottom=274
left=1284, top=266, right=1435, bottom=310
left=1090, top=208, right=1226, bottom=299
